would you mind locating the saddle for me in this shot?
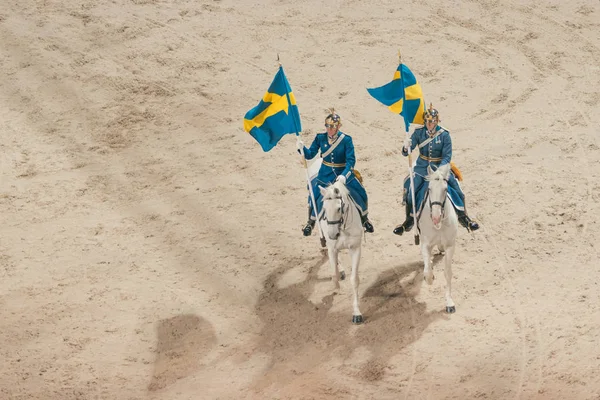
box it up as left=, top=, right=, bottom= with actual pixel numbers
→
left=450, top=162, right=463, bottom=181
left=353, top=169, right=364, bottom=184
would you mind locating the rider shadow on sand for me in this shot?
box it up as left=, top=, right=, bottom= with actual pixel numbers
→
left=252, top=255, right=448, bottom=390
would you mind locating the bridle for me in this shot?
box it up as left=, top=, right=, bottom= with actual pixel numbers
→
left=322, top=195, right=345, bottom=225
left=321, top=194, right=347, bottom=237
left=428, top=178, right=449, bottom=222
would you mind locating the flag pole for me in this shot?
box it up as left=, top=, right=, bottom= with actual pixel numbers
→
left=299, top=141, right=326, bottom=248
left=399, top=50, right=420, bottom=245
left=278, top=54, right=326, bottom=248
left=406, top=131, right=419, bottom=246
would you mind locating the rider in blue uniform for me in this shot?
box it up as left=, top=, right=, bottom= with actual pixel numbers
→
left=297, top=110, right=374, bottom=236
left=393, top=104, right=479, bottom=235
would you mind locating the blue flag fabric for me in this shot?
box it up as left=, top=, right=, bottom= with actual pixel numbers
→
left=367, top=63, right=425, bottom=132
left=243, top=66, right=302, bottom=152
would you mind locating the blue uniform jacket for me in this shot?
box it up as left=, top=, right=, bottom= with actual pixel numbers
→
left=402, top=126, right=452, bottom=178
left=300, top=132, right=369, bottom=218
left=401, top=126, right=465, bottom=214
left=303, top=132, right=356, bottom=183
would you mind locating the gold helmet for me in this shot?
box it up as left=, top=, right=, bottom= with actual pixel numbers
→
left=423, top=103, right=440, bottom=124
left=325, top=107, right=342, bottom=128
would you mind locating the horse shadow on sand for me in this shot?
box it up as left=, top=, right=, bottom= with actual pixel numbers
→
left=252, top=252, right=449, bottom=390
left=146, top=314, right=217, bottom=392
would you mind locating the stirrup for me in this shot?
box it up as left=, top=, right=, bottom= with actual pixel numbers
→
left=363, top=220, right=374, bottom=233
left=393, top=218, right=414, bottom=236
left=468, top=221, right=479, bottom=232
left=459, top=216, right=479, bottom=232
left=302, top=220, right=315, bottom=236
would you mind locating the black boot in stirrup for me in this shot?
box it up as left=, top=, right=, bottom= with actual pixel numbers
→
left=302, top=207, right=316, bottom=236
left=393, top=206, right=414, bottom=236
left=457, top=210, right=479, bottom=232
left=361, top=214, right=374, bottom=233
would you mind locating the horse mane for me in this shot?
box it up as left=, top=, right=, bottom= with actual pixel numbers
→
left=425, top=164, right=450, bottom=182
left=425, top=169, right=442, bottom=182
left=330, top=181, right=350, bottom=199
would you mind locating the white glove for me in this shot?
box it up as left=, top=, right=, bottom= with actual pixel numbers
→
left=336, top=175, right=346, bottom=185
left=403, top=138, right=411, bottom=151
left=296, top=137, right=305, bottom=151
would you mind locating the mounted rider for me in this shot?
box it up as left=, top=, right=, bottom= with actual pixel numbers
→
left=393, top=104, right=479, bottom=235
left=297, top=109, right=374, bottom=236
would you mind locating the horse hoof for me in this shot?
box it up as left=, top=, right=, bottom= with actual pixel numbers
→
left=352, top=315, right=364, bottom=324
left=339, top=271, right=346, bottom=280
left=446, top=306, right=456, bottom=314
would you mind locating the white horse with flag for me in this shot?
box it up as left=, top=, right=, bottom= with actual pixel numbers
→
left=243, top=60, right=370, bottom=323
left=296, top=107, right=374, bottom=324
left=368, top=53, right=461, bottom=313
left=367, top=52, right=425, bottom=245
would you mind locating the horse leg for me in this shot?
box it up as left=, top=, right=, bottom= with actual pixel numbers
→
left=349, top=247, right=363, bottom=324
left=444, top=245, right=456, bottom=313
left=327, top=247, right=340, bottom=290
left=337, top=259, right=346, bottom=281
left=421, top=243, right=434, bottom=285
left=437, top=245, right=445, bottom=256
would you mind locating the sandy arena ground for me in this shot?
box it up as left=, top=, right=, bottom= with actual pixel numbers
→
left=2, top=0, right=600, bottom=399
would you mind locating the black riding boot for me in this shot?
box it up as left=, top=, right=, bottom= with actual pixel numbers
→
left=361, top=214, right=374, bottom=233
left=393, top=205, right=414, bottom=236
left=456, top=209, right=479, bottom=232
left=302, top=207, right=316, bottom=236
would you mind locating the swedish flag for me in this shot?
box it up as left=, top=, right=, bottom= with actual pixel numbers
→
left=243, top=66, right=302, bottom=152
left=367, top=63, right=425, bottom=132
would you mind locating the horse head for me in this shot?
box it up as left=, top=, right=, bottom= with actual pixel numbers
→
left=426, top=164, right=451, bottom=229
left=319, top=182, right=348, bottom=240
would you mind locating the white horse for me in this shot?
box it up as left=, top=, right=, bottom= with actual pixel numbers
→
left=418, top=164, right=459, bottom=313
left=319, top=181, right=364, bottom=324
